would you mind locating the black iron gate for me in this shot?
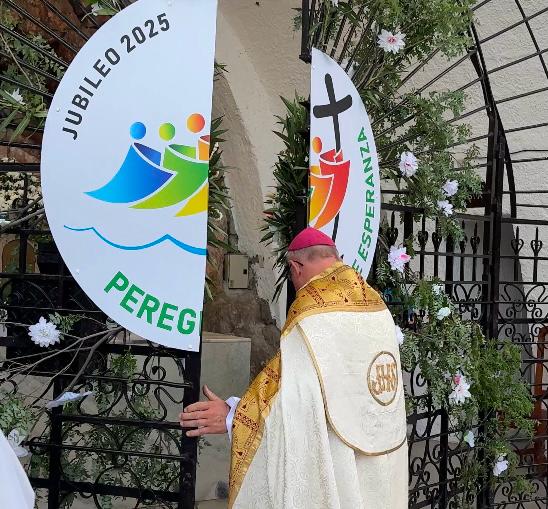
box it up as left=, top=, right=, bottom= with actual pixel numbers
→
left=0, top=188, right=201, bottom=509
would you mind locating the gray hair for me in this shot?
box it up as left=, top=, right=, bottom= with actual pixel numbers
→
left=287, top=245, right=341, bottom=263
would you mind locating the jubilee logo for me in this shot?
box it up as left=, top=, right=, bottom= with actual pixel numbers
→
left=309, top=73, right=352, bottom=232
left=41, top=0, right=218, bottom=351
left=309, top=140, right=350, bottom=230
left=310, top=49, right=381, bottom=279
left=66, top=116, right=210, bottom=255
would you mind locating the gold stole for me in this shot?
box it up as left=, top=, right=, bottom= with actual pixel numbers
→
left=228, top=262, right=386, bottom=507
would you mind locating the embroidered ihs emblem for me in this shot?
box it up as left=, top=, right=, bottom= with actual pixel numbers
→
left=367, top=351, right=399, bottom=406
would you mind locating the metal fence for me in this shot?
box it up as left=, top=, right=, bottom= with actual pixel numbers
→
left=0, top=176, right=201, bottom=508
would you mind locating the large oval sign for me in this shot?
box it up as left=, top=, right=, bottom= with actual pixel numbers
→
left=310, top=48, right=381, bottom=278
left=41, top=0, right=218, bottom=351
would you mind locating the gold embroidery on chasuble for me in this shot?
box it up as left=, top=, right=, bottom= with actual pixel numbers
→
left=228, top=351, right=281, bottom=508
left=282, top=262, right=386, bottom=336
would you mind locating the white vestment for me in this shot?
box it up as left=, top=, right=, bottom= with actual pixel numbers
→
left=0, top=430, right=35, bottom=509
left=231, top=309, right=408, bottom=509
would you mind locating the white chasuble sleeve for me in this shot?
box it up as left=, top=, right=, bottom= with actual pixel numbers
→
left=225, top=397, right=241, bottom=442
left=0, top=430, right=35, bottom=509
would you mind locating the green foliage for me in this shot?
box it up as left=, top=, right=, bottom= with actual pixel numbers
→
left=385, top=91, right=482, bottom=240
left=206, top=116, right=232, bottom=298
left=374, top=252, right=534, bottom=503
left=48, top=313, right=82, bottom=334
left=261, top=96, right=309, bottom=299
left=0, top=394, right=36, bottom=435
left=264, top=1, right=483, bottom=294
left=0, top=10, right=61, bottom=142
left=81, top=0, right=122, bottom=17
left=24, top=351, right=181, bottom=508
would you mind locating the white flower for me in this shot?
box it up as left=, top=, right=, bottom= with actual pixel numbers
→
left=493, top=455, right=509, bottom=477
left=432, top=284, right=445, bottom=296
left=91, top=3, right=102, bottom=16
left=210, top=207, right=224, bottom=221
left=464, top=431, right=475, bottom=448
left=378, top=29, right=406, bottom=54
left=449, top=373, right=472, bottom=405
left=273, top=231, right=283, bottom=247
left=443, top=180, right=459, bottom=197
left=395, top=325, right=405, bottom=346
left=388, top=246, right=411, bottom=273
left=437, top=200, right=454, bottom=216
left=436, top=307, right=451, bottom=320
left=46, top=391, right=94, bottom=410
left=399, top=151, right=418, bottom=177
left=9, top=89, right=25, bottom=106
left=331, top=0, right=339, bottom=5
left=28, top=317, right=61, bottom=348
left=7, top=429, right=29, bottom=458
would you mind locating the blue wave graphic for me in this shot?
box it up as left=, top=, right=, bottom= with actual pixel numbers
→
left=64, top=226, right=207, bottom=256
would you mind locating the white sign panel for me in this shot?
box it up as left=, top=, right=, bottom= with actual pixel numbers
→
left=310, top=48, right=381, bottom=278
left=41, top=0, right=218, bottom=351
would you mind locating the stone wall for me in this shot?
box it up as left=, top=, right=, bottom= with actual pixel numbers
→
left=203, top=210, right=280, bottom=379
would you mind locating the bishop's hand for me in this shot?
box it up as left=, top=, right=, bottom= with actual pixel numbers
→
left=179, top=385, right=230, bottom=437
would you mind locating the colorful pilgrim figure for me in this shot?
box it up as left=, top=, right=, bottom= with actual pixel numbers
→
left=180, top=227, right=408, bottom=508
left=86, top=116, right=210, bottom=217
left=0, top=430, right=35, bottom=509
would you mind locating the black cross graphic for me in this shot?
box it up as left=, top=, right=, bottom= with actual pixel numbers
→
left=312, top=73, right=353, bottom=152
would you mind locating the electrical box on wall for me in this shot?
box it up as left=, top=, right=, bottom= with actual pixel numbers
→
left=225, top=254, right=249, bottom=289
